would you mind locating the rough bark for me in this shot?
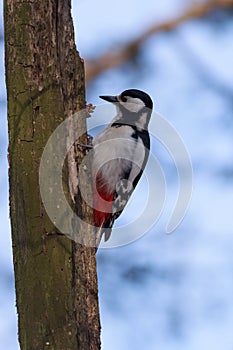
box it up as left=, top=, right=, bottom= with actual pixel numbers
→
left=4, top=0, right=100, bottom=349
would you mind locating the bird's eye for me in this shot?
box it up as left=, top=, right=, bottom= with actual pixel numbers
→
left=121, top=96, right=127, bottom=102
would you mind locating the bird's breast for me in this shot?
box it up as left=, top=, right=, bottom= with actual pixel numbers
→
left=92, top=126, right=137, bottom=194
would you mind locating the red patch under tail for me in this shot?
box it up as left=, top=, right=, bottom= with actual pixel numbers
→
left=93, top=174, right=114, bottom=229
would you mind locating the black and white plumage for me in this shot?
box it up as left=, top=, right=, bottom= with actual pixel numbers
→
left=92, top=89, right=153, bottom=244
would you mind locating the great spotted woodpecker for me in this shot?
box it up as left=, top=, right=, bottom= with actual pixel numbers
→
left=92, top=89, right=153, bottom=244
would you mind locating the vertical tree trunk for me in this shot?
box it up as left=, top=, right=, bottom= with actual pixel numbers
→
left=4, top=0, right=100, bottom=349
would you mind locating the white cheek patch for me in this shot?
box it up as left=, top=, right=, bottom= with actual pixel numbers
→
left=121, top=97, right=145, bottom=113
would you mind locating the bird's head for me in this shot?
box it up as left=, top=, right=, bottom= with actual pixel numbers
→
left=100, top=89, right=153, bottom=114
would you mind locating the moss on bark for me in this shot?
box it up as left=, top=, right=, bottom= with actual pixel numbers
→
left=5, top=1, right=100, bottom=349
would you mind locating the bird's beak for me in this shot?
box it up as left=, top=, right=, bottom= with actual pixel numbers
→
left=99, top=95, right=118, bottom=103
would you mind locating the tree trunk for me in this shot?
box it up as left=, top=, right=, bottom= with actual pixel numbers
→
left=4, top=0, right=100, bottom=349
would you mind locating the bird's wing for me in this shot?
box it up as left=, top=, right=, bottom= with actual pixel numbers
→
left=110, top=134, right=149, bottom=225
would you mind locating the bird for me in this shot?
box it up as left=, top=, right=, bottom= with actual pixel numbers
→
left=92, top=89, right=153, bottom=245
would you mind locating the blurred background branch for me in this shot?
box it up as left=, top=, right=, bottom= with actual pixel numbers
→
left=85, top=0, right=233, bottom=83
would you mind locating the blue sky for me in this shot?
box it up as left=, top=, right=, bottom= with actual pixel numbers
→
left=1, top=0, right=233, bottom=349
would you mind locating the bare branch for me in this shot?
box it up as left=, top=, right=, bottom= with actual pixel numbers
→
left=85, top=0, right=233, bottom=82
